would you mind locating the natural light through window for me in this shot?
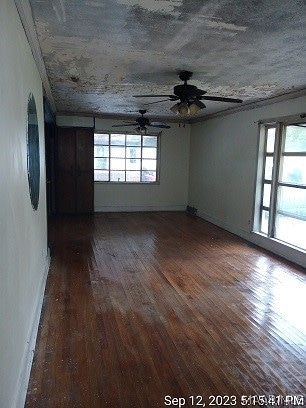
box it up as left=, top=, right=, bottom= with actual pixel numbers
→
left=94, top=132, right=159, bottom=183
left=255, top=120, right=306, bottom=251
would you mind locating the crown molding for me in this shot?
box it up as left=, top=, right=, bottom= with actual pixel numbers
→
left=14, top=0, right=56, bottom=113
left=56, top=110, right=188, bottom=124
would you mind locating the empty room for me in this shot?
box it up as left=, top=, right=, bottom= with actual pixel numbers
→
left=0, top=0, right=305, bottom=407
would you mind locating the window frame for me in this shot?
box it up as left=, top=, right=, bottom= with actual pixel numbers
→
left=94, top=131, right=161, bottom=184
left=253, top=115, right=306, bottom=251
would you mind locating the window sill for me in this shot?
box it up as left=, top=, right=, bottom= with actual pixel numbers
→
left=252, top=231, right=306, bottom=253
left=94, top=181, right=160, bottom=185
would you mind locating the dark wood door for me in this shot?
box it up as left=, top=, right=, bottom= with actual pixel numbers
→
left=75, top=128, right=94, bottom=213
left=44, top=101, right=57, bottom=216
left=57, top=127, right=93, bottom=214
left=58, top=128, right=75, bottom=172
left=57, top=171, right=76, bottom=213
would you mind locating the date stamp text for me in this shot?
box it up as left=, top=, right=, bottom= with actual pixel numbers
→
left=164, top=394, right=305, bottom=407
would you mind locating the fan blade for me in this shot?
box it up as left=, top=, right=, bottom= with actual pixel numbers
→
left=193, top=100, right=206, bottom=109
left=144, top=99, right=172, bottom=105
left=133, top=94, right=176, bottom=98
left=150, top=121, right=168, bottom=126
left=112, top=123, right=137, bottom=127
left=197, top=89, right=207, bottom=96
left=149, top=124, right=171, bottom=129
left=200, top=96, right=243, bottom=103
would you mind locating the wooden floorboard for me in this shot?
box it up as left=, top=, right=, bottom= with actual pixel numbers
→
left=26, top=212, right=306, bottom=407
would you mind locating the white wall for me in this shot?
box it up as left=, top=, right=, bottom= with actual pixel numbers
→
left=57, top=116, right=191, bottom=212
left=188, top=96, right=306, bottom=268
left=0, top=1, right=49, bottom=407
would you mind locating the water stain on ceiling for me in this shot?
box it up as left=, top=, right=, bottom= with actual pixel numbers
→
left=28, top=0, right=306, bottom=119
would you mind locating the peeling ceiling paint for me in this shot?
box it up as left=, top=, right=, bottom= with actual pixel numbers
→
left=116, top=0, right=183, bottom=14
left=28, top=0, right=306, bottom=119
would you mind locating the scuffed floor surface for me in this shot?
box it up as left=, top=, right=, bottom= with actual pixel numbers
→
left=26, top=212, right=306, bottom=407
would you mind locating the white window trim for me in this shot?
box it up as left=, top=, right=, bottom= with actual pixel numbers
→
left=94, top=130, right=161, bottom=184
left=253, top=114, right=306, bottom=253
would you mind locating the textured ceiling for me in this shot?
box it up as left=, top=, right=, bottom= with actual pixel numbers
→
left=28, top=0, right=306, bottom=120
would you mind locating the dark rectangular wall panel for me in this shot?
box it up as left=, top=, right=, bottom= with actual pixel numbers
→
left=57, top=127, right=93, bottom=214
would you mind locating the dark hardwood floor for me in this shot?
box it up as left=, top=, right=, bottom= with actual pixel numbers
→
left=25, top=212, right=306, bottom=408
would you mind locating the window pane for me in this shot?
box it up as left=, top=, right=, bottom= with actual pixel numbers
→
left=94, top=158, right=109, bottom=170
left=263, top=183, right=271, bottom=207
left=110, top=146, right=125, bottom=158
left=126, top=147, right=141, bottom=159
left=143, top=136, right=157, bottom=147
left=275, top=214, right=306, bottom=250
left=110, top=158, right=125, bottom=170
left=279, top=156, right=306, bottom=184
left=260, top=209, right=269, bottom=234
left=126, top=171, right=140, bottom=182
left=266, top=128, right=276, bottom=153
left=142, top=171, right=156, bottom=182
left=94, top=133, right=109, bottom=145
left=142, top=147, right=157, bottom=159
left=94, top=145, right=109, bottom=157
left=111, top=134, right=125, bottom=145
left=277, top=186, right=306, bottom=219
left=126, top=159, right=141, bottom=170
left=284, top=124, right=306, bottom=152
left=110, top=171, right=125, bottom=182
left=94, top=170, right=109, bottom=181
left=126, top=134, right=141, bottom=146
left=142, top=159, right=156, bottom=171
left=264, top=156, right=273, bottom=180
left=94, top=132, right=159, bottom=183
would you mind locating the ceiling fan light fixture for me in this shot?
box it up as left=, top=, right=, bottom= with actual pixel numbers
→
left=178, top=102, right=190, bottom=116
left=135, top=126, right=147, bottom=135
left=134, top=71, right=243, bottom=115
left=171, top=102, right=191, bottom=116
left=170, top=103, right=180, bottom=115
left=188, top=102, right=202, bottom=115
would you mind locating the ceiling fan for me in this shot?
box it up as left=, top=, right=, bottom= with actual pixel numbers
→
left=133, top=71, right=243, bottom=116
left=112, top=109, right=170, bottom=134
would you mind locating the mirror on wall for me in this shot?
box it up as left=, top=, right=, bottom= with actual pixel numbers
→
left=27, top=93, right=40, bottom=210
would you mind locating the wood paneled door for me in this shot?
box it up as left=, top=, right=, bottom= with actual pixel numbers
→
left=57, top=127, right=94, bottom=214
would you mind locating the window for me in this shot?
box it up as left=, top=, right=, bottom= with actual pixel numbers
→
left=254, top=119, right=306, bottom=251
left=94, top=132, right=159, bottom=183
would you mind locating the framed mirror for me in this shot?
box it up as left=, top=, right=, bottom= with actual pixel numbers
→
left=27, top=93, right=40, bottom=210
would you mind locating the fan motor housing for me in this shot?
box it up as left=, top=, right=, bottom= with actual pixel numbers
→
left=136, top=117, right=150, bottom=127
left=174, top=84, right=205, bottom=101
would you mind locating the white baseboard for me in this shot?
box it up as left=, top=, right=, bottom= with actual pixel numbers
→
left=197, top=210, right=306, bottom=268
left=197, top=210, right=248, bottom=238
left=94, top=205, right=186, bottom=213
left=14, top=250, right=50, bottom=408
